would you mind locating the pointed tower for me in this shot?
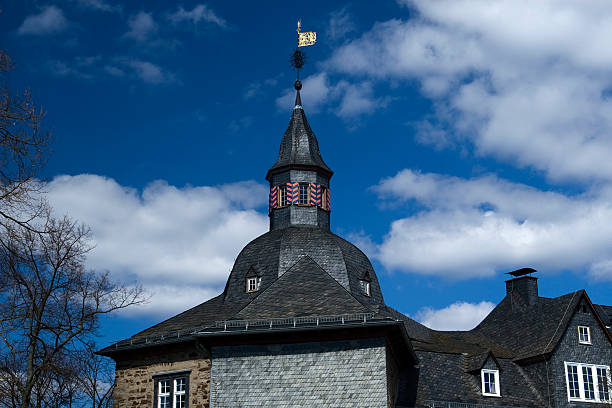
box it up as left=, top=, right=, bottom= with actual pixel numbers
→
left=266, top=80, right=333, bottom=231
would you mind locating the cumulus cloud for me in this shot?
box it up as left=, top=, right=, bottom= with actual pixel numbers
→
left=372, top=169, right=612, bottom=280
left=18, top=6, right=68, bottom=36
left=124, top=11, right=158, bottom=42
left=167, top=4, right=227, bottom=29
left=415, top=301, right=495, bottom=330
left=276, top=73, right=388, bottom=118
left=45, top=175, right=268, bottom=317
left=326, top=0, right=612, bottom=183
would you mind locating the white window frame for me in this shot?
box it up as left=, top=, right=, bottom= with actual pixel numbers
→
left=278, top=185, right=287, bottom=207
left=158, top=379, right=171, bottom=408
left=578, top=326, right=592, bottom=345
left=154, top=373, right=189, bottom=408
left=481, top=369, right=501, bottom=397
left=245, top=277, right=260, bottom=293
left=174, top=377, right=187, bottom=408
left=564, top=362, right=611, bottom=403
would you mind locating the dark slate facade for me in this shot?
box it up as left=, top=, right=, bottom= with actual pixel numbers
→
left=100, top=86, right=612, bottom=408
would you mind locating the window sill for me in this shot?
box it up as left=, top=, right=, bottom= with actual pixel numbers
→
left=568, top=399, right=611, bottom=404
left=482, top=394, right=501, bottom=398
left=578, top=341, right=592, bottom=345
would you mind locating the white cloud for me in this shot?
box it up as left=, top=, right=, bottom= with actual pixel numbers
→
left=276, top=73, right=387, bottom=119
left=18, top=6, right=68, bottom=36
left=75, top=0, right=121, bottom=13
left=46, top=175, right=268, bottom=317
left=336, top=81, right=391, bottom=119
left=326, top=1, right=612, bottom=183
left=276, top=73, right=335, bottom=113
left=415, top=301, right=495, bottom=330
left=45, top=55, right=177, bottom=85
left=373, top=169, right=612, bottom=280
left=124, top=11, right=158, bottom=42
left=327, top=8, right=356, bottom=42
left=125, top=59, right=177, bottom=85
left=168, top=4, right=227, bottom=29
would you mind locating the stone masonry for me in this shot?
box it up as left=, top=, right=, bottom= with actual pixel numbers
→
left=114, top=342, right=211, bottom=408
left=210, top=338, right=387, bottom=407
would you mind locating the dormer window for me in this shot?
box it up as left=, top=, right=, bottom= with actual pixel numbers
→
left=246, top=277, right=261, bottom=293
left=578, top=326, right=591, bottom=345
left=360, top=271, right=372, bottom=297
left=481, top=369, right=500, bottom=397
left=245, top=267, right=261, bottom=293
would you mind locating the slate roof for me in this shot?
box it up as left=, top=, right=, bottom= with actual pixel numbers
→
left=594, top=303, right=612, bottom=335
left=99, top=246, right=417, bottom=354
left=409, top=289, right=612, bottom=363
left=222, top=226, right=385, bottom=307
left=235, top=256, right=371, bottom=319
left=415, top=352, right=546, bottom=407
left=266, top=90, right=332, bottom=180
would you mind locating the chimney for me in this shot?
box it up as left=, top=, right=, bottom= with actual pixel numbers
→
left=505, top=268, right=538, bottom=306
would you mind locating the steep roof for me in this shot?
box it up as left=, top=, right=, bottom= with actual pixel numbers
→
left=266, top=91, right=332, bottom=180
left=235, top=256, right=371, bottom=319
left=412, top=290, right=612, bottom=363
left=99, top=253, right=422, bottom=355
left=594, top=303, right=612, bottom=335
left=222, top=226, right=385, bottom=307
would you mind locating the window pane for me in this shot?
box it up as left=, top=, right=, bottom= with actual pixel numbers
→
left=175, top=393, right=186, bottom=408
left=583, top=366, right=595, bottom=399
left=597, top=368, right=610, bottom=401
left=175, top=377, right=186, bottom=392
left=298, top=184, right=309, bottom=205
left=579, top=326, right=590, bottom=343
left=279, top=186, right=286, bottom=207
left=159, top=395, right=170, bottom=408
left=567, top=365, right=580, bottom=398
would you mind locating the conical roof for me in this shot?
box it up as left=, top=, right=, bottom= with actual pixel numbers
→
left=266, top=91, right=333, bottom=180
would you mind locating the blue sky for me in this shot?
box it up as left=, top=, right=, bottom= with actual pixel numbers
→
left=3, top=0, right=612, bottom=346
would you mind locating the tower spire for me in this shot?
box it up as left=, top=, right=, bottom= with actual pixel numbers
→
left=294, top=79, right=302, bottom=109
left=266, top=22, right=331, bottom=230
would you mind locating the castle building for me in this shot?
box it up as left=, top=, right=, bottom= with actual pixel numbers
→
left=100, top=83, right=612, bottom=408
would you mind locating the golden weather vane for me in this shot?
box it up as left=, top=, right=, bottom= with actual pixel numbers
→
left=296, top=19, right=316, bottom=47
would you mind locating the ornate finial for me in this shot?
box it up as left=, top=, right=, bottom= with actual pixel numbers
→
left=289, top=20, right=317, bottom=91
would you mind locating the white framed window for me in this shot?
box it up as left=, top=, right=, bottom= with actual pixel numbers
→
left=578, top=326, right=591, bottom=344
left=565, top=362, right=611, bottom=403
left=481, top=369, right=500, bottom=397
left=245, top=277, right=261, bottom=293
left=155, top=375, right=188, bottom=408
left=360, top=280, right=371, bottom=296
left=298, top=183, right=310, bottom=205
left=278, top=185, right=287, bottom=207
left=174, top=377, right=187, bottom=408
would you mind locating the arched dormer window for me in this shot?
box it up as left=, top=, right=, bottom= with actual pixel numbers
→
left=360, top=271, right=372, bottom=297
left=245, top=266, right=261, bottom=293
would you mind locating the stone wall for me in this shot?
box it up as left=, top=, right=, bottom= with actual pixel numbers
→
left=210, top=338, right=387, bottom=407
left=113, top=341, right=211, bottom=408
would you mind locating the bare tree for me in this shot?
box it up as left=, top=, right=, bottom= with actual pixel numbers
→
left=0, top=47, right=50, bottom=231
left=0, top=46, right=145, bottom=407
left=0, top=214, right=144, bottom=408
